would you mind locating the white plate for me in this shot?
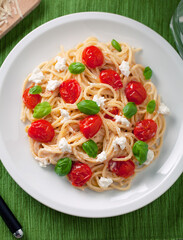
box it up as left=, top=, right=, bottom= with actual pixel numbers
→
left=0, top=12, right=183, bottom=218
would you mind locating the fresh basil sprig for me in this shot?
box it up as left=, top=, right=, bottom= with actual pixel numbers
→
left=111, top=39, right=122, bottom=52
left=123, top=102, right=137, bottom=119
left=69, top=62, right=85, bottom=74
left=29, top=86, right=42, bottom=95
left=132, top=140, right=148, bottom=165
left=33, top=102, right=51, bottom=119
left=55, top=158, right=72, bottom=176
left=77, top=100, right=100, bottom=115
left=147, top=100, right=156, bottom=114
left=143, top=66, right=152, bottom=80
left=82, top=139, right=98, bottom=158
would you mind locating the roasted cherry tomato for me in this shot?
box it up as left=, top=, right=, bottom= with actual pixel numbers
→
left=134, top=119, right=157, bottom=141
left=125, top=81, right=147, bottom=105
left=28, top=119, right=55, bottom=143
left=82, top=46, right=104, bottom=68
left=108, top=157, right=135, bottom=178
left=104, top=107, right=119, bottom=120
left=68, top=162, right=92, bottom=187
left=100, top=69, right=123, bottom=90
left=80, top=115, right=102, bottom=139
left=59, top=79, right=81, bottom=104
left=23, top=87, right=41, bottom=109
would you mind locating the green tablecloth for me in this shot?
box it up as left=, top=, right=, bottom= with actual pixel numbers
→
left=0, top=0, right=182, bottom=239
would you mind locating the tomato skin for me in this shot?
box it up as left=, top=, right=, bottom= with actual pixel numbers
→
left=125, top=81, right=147, bottom=105
left=68, top=162, right=92, bottom=187
left=104, top=107, right=119, bottom=120
left=100, top=69, right=123, bottom=90
left=108, top=158, right=135, bottom=178
left=59, top=79, right=81, bottom=104
left=82, top=46, right=104, bottom=68
left=134, top=119, right=157, bottom=141
left=28, top=119, right=55, bottom=143
left=80, top=115, right=102, bottom=139
left=23, top=87, right=41, bottom=109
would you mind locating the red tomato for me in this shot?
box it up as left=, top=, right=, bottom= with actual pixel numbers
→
left=28, top=119, right=55, bottom=143
left=134, top=119, right=157, bottom=141
left=82, top=46, right=104, bottom=68
left=80, top=115, right=102, bottom=139
left=22, top=87, right=41, bottom=109
left=59, top=79, right=81, bottom=104
left=108, top=158, right=135, bottom=178
left=100, top=69, right=123, bottom=90
left=104, top=107, right=119, bottom=120
left=125, top=81, right=147, bottom=105
left=68, top=162, right=92, bottom=187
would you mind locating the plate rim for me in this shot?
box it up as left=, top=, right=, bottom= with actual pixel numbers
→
left=0, top=12, right=183, bottom=218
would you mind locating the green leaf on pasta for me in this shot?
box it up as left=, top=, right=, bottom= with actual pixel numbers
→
left=29, top=85, right=42, bottom=95
left=143, top=66, right=152, bottom=80
left=132, top=140, right=148, bottom=165
left=77, top=100, right=100, bottom=115
left=111, top=39, right=122, bottom=52
left=33, top=102, right=51, bottom=119
left=82, top=140, right=98, bottom=158
left=147, top=100, right=156, bottom=113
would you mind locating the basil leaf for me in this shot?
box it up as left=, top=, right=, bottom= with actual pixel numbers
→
left=29, top=86, right=42, bottom=94
left=69, top=62, right=85, bottom=74
left=143, top=66, right=152, bottom=80
left=77, top=100, right=100, bottom=115
left=111, top=39, right=122, bottom=52
left=123, top=102, right=137, bottom=119
left=33, top=102, right=51, bottom=119
left=147, top=100, right=156, bottom=114
left=132, top=140, right=148, bottom=165
left=55, top=158, right=72, bottom=176
left=82, top=139, right=98, bottom=158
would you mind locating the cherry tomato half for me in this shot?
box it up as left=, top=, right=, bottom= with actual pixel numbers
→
left=100, top=69, right=123, bottom=90
left=82, top=46, right=104, bottom=68
left=134, top=119, right=157, bottom=141
left=68, top=162, right=92, bottom=187
left=80, top=115, right=102, bottom=139
left=28, top=119, right=55, bottom=143
left=59, top=79, right=81, bottom=104
left=104, top=107, right=120, bottom=120
left=23, top=87, right=41, bottom=109
left=108, top=157, right=135, bottom=178
left=125, top=81, right=147, bottom=105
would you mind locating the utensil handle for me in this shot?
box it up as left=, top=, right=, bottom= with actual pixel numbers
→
left=0, top=196, right=23, bottom=238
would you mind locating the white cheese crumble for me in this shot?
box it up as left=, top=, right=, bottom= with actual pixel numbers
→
left=114, top=115, right=130, bottom=127
left=119, top=60, right=130, bottom=77
left=96, top=151, right=107, bottom=162
left=46, top=80, right=61, bottom=91
left=60, top=109, right=70, bottom=123
left=112, top=137, right=126, bottom=151
left=55, top=56, right=67, bottom=72
left=58, top=137, right=72, bottom=153
left=93, top=95, right=106, bottom=107
left=29, top=68, right=44, bottom=84
left=158, top=102, right=170, bottom=115
left=144, top=149, right=154, bottom=165
left=98, top=177, right=113, bottom=188
left=38, top=160, right=50, bottom=168
left=35, top=157, right=50, bottom=168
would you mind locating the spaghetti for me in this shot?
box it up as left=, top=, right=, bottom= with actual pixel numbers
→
left=21, top=37, right=167, bottom=192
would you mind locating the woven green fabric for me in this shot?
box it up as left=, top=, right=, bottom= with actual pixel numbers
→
left=0, top=0, right=182, bottom=239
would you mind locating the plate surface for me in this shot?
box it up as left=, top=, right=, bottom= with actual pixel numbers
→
left=0, top=12, right=183, bottom=218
